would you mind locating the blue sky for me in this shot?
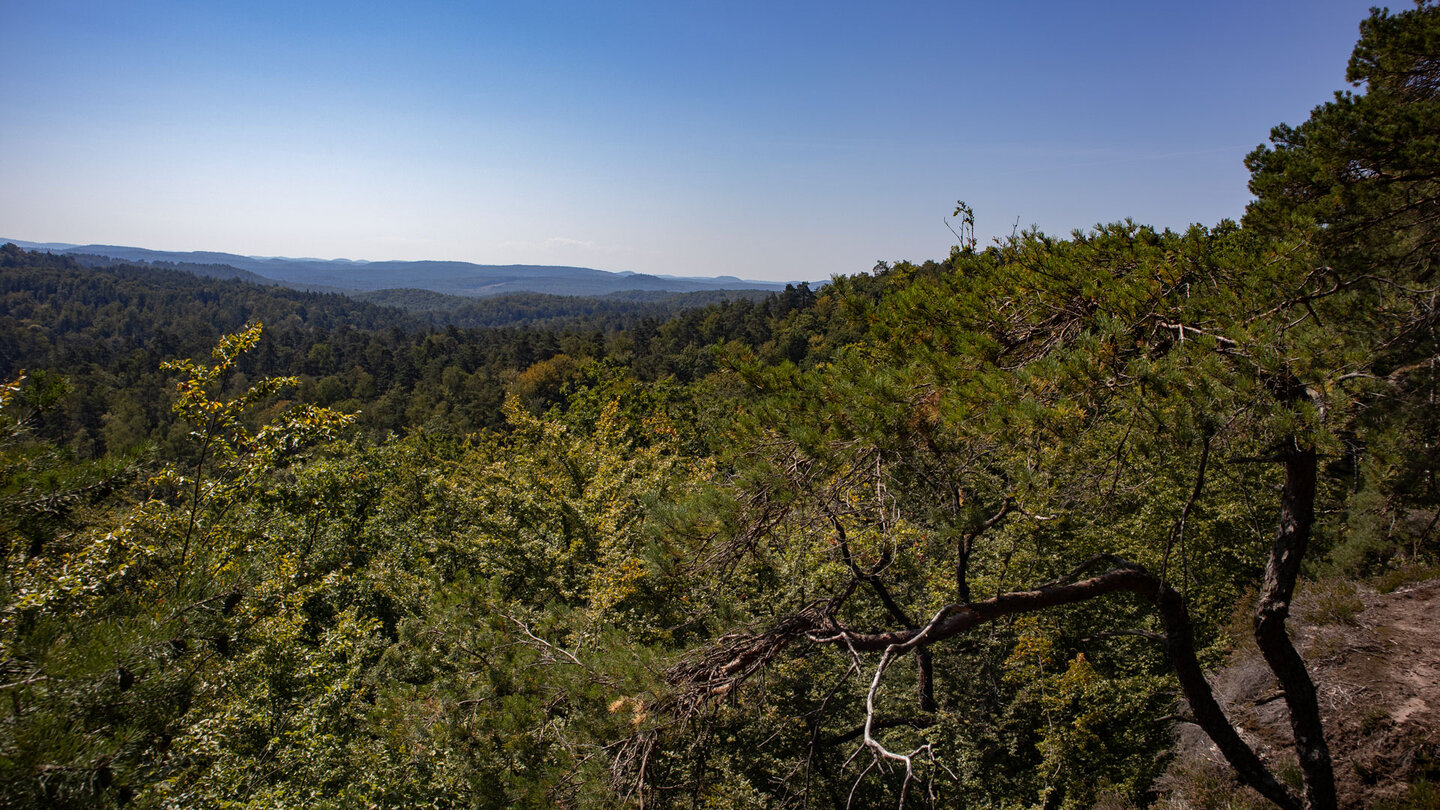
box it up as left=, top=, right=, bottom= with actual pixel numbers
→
left=0, top=1, right=1379, bottom=281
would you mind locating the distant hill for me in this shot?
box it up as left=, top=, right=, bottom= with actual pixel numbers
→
left=63, top=252, right=282, bottom=287
left=1, top=240, right=797, bottom=298
left=0, top=243, right=805, bottom=334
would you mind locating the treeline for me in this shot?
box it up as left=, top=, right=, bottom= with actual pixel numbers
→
left=354, top=287, right=781, bottom=331
left=0, top=243, right=822, bottom=454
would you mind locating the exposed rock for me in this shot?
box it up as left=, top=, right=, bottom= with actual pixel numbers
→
left=1159, top=577, right=1440, bottom=809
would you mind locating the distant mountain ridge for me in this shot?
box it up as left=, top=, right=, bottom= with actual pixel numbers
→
left=1, top=240, right=796, bottom=298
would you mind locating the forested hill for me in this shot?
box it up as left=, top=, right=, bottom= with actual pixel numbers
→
left=2, top=4, right=1438, bottom=809
left=2, top=240, right=796, bottom=297
left=0, top=242, right=824, bottom=452
left=4, top=244, right=788, bottom=333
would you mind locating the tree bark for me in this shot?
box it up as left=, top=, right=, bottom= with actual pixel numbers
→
left=1253, top=446, right=1336, bottom=810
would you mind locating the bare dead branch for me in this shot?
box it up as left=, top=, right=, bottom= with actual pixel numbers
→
left=506, top=615, right=584, bottom=667
left=678, top=559, right=1304, bottom=810
left=1162, top=433, right=1212, bottom=588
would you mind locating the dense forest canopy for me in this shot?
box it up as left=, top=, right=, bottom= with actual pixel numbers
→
left=2, top=4, right=1438, bottom=809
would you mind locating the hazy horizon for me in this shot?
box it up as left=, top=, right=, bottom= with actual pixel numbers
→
left=0, top=237, right=807, bottom=282
left=2, top=0, right=1379, bottom=281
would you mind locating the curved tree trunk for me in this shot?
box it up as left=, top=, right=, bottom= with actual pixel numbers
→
left=1254, top=446, right=1336, bottom=810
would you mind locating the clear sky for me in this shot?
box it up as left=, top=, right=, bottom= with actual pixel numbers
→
left=0, top=1, right=1381, bottom=282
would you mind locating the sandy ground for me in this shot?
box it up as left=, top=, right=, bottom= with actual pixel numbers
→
left=1161, top=577, right=1440, bottom=808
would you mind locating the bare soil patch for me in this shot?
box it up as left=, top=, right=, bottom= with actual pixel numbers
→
left=1160, top=577, right=1440, bottom=808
